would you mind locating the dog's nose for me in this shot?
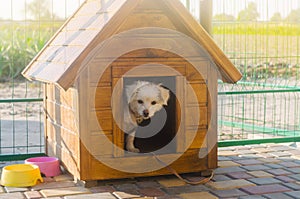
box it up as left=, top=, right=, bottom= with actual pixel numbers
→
left=143, top=110, right=149, bottom=117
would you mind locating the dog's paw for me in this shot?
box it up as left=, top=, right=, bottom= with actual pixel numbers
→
left=127, top=146, right=140, bottom=153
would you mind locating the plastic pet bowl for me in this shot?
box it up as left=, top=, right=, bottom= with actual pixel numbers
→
left=25, top=157, right=61, bottom=177
left=1, top=164, right=43, bottom=187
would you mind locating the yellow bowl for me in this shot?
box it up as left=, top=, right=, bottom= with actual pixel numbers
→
left=1, top=164, right=43, bottom=187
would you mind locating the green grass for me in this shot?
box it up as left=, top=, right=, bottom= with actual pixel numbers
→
left=213, top=23, right=300, bottom=36
left=0, top=21, right=63, bottom=81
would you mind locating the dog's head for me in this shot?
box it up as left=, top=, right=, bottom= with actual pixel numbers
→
left=127, top=81, right=170, bottom=120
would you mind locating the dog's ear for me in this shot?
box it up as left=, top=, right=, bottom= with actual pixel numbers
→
left=158, top=85, right=170, bottom=106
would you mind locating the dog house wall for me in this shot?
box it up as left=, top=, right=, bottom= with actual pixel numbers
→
left=23, top=0, right=242, bottom=182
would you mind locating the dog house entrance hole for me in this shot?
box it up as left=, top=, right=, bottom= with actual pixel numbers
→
left=124, top=76, right=177, bottom=154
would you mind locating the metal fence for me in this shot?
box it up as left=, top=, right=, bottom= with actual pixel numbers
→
left=0, top=0, right=299, bottom=159
left=0, top=0, right=84, bottom=159
left=213, top=0, right=300, bottom=146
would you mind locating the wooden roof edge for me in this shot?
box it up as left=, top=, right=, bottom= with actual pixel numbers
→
left=22, top=1, right=89, bottom=80
left=56, top=0, right=141, bottom=90
left=164, top=0, right=242, bottom=83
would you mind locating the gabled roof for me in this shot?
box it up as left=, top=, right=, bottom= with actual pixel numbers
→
left=22, top=0, right=242, bottom=90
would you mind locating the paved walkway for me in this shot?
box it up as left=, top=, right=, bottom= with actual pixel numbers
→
left=2, top=143, right=300, bottom=198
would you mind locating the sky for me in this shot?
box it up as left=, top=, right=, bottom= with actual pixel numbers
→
left=0, top=0, right=299, bottom=21
left=0, top=0, right=85, bottom=20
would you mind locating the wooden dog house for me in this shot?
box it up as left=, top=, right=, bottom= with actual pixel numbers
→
left=22, top=0, right=242, bottom=182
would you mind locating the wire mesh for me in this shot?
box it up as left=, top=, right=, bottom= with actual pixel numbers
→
left=0, top=0, right=84, bottom=157
left=213, top=0, right=300, bottom=143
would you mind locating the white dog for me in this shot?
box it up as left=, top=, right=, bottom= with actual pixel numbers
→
left=124, top=81, right=170, bottom=153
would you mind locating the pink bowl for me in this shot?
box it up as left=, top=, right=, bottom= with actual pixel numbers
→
left=25, top=157, right=61, bottom=177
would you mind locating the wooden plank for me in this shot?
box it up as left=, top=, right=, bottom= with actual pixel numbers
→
left=84, top=149, right=207, bottom=181
left=89, top=63, right=111, bottom=86
left=186, top=130, right=207, bottom=149
left=175, top=76, right=185, bottom=153
left=112, top=64, right=185, bottom=78
left=89, top=133, right=113, bottom=156
left=89, top=110, right=113, bottom=132
left=206, top=63, right=218, bottom=169
left=78, top=68, right=90, bottom=178
left=91, top=86, right=112, bottom=110
left=186, top=61, right=208, bottom=81
left=112, top=78, right=125, bottom=157
left=187, top=83, right=207, bottom=106
left=46, top=101, right=78, bottom=133
left=186, top=106, right=207, bottom=129
left=117, top=13, right=176, bottom=32
left=94, top=36, right=206, bottom=60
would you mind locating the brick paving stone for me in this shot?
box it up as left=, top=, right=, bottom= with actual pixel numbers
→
left=214, top=166, right=246, bottom=174
left=247, top=171, right=274, bottom=178
left=263, top=193, right=294, bottom=199
left=251, top=148, right=275, bottom=153
left=211, top=189, right=248, bottom=198
left=158, top=178, right=186, bottom=187
left=275, top=175, right=296, bottom=183
left=257, top=153, right=276, bottom=158
left=114, top=183, right=138, bottom=190
left=218, top=156, right=232, bottom=161
left=162, top=185, right=209, bottom=195
left=24, top=191, right=43, bottom=199
left=239, top=196, right=266, bottom=199
left=218, top=147, right=236, bottom=151
left=226, top=171, right=253, bottom=179
left=257, top=158, right=281, bottom=163
left=65, top=192, right=116, bottom=199
left=233, top=146, right=252, bottom=150
left=32, top=181, right=76, bottom=191
left=113, top=191, right=141, bottom=199
left=241, top=184, right=291, bottom=195
left=249, top=144, right=267, bottom=148
left=282, top=182, right=300, bottom=190
left=218, top=150, right=238, bottom=156
left=285, top=191, right=300, bottom=198
left=268, top=146, right=294, bottom=151
left=270, top=152, right=292, bottom=157
left=139, top=187, right=166, bottom=197
left=89, top=185, right=115, bottom=193
left=40, top=186, right=90, bottom=198
left=266, top=169, right=292, bottom=176
left=0, top=192, right=26, bottom=199
left=235, top=150, right=257, bottom=155
left=207, top=179, right=255, bottom=190
left=234, top=159, right=264, bottom=165
left=285, top=167, right=300, bottom=173
left=242, top=165, right=271, bottom=171
left=218, top=161, right=240, bottom=167
left=179, top=192, right=218, bottom=199
left=4, top=187, right=29, bottom=193
left=287, top=150, right=300, bottom=155
left=136, top=181, right=161, bottom=188
left=212, top=174, right=232, bottom=181
left=157, top=196, right=181, bottom=199
left=264, top=163, right=284, bottom=169
left=54, top=174, right=73, bottom=181
left=248, top=177, right=281, bottom=185
left=279, top=161, right=300, bottom=167
left=42, top=177, right=56, bottom=183
left=289, top=174, right=300, bottom=181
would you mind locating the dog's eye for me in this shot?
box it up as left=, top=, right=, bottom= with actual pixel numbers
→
left=151, top=101, right=157, bottom=105
left=137, top=100, right=144, bottom=104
